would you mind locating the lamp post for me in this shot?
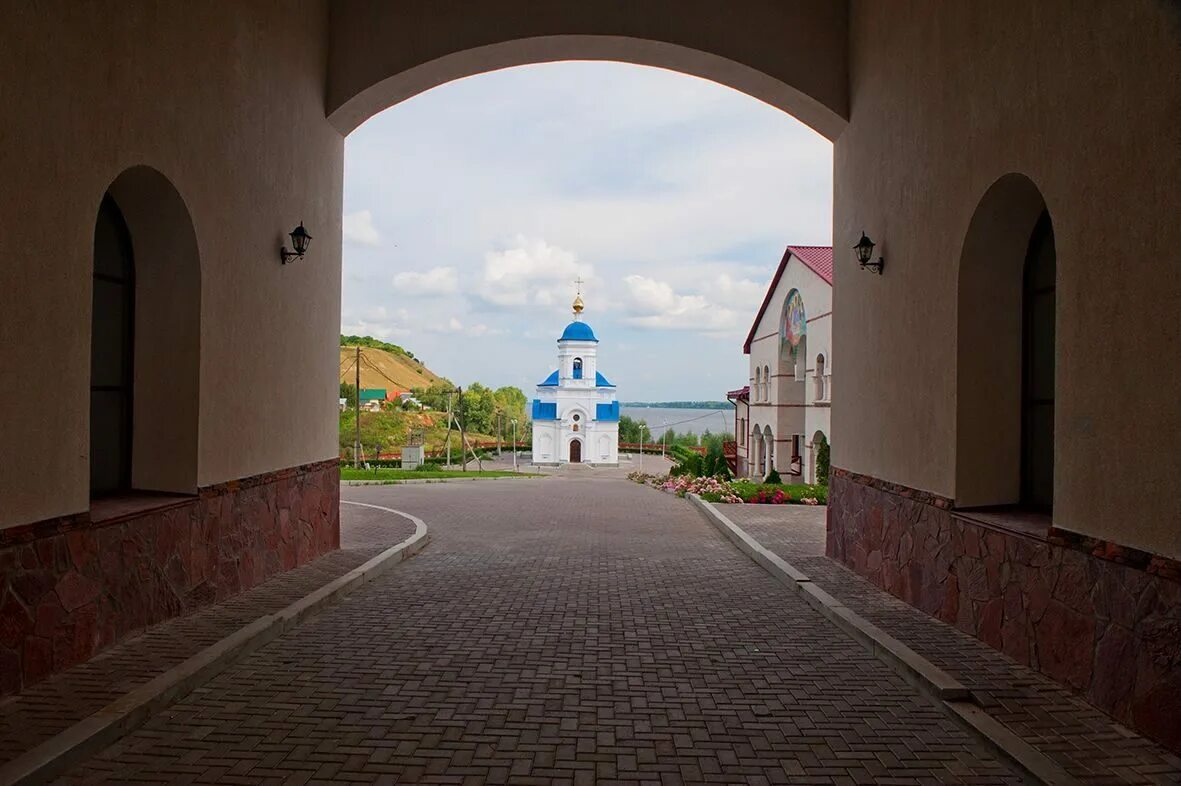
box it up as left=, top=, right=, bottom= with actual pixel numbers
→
left=511, top=419, right=518, bottom=473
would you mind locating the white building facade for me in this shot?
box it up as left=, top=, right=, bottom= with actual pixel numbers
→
left=531, top=298, right=620, bottom=466
left=733, top=246, right=832, bottom=484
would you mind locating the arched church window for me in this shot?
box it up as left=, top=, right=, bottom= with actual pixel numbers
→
left=91, top=194, right=135, bottom=495
left=763, top=365, right=770, bottom=401
left=815, top=354, right=826, bottom=401
left=573, top=357, right=583, bottom=379
left=1021, top=210, right=1055, bottom=510
left=754, top=367, right=761, bottom=401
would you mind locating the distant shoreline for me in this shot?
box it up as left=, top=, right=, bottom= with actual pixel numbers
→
left=620, top=402, right=731, bottom=410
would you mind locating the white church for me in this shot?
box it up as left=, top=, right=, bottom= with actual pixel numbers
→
left=531, top=291, right=620, bottom=466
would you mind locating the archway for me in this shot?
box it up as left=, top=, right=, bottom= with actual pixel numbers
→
left=326, top=5, right=850, bottom=140
left=955, top=173, right=1054, bottom=509
left=92, top=166, right=201, bottom=496
left=569, top=438, right=582, bottom=463
left=763, top=425, right=775, bottom=477
left=809, top=430, right=828, bottom=485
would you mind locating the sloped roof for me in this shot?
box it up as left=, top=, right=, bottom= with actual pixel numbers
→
left=595, top=371, right=614, bottom=387
left=742, top=245, right=833, bottom=354
left=726, top=385, right=750, bottom=401
left=538, top=370, right=559, bottom=386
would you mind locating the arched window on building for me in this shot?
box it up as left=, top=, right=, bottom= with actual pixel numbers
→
left=763, top=364, right=770, bottom=402
left=90, top=195, right=136, bottom=495
left=754, top=367, right=762, bottom=401
left=573, top=357, right=583, bottom=379
left=815, top=354, right=826, bottom=401
left=1022, top=211, right=1056, bottom=510
left=956, top=173, right=1055, bottom=512
left=89, top=166, right=201, bottom=500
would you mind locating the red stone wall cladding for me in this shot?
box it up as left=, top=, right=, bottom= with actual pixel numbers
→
left=826, top=469, right=1181, bottom=754
left=0, top=460, right=339, bottom=696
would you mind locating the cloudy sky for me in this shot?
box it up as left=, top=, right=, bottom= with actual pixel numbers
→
left=342, top=62, right=832, bottom=400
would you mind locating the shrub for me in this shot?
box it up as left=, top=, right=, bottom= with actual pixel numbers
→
left=816, top=436, right=830, bottom=486
left=764, top=468, right=782, bottom=484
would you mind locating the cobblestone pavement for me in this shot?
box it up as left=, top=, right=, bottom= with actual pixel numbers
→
left=60, top=479, right=1024, bottom=785
left=723, top=504, right=1181, bottom=785
left=0, top=502, right=416, bottom=767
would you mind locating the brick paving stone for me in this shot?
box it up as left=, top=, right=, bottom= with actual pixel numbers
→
left=55, top=479, right=1025, bottom=784
left=723, top=503, right=1181, bottom=786
left=0, top=502, right=415, bottom=767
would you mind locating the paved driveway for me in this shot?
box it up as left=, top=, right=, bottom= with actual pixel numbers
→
left=62, top=478, right=1022, bottom=784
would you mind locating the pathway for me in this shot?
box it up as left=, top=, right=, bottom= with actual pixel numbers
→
left=58, top=478, right=1023, bottom=784
left=722, top=504, right=1181, bottom=785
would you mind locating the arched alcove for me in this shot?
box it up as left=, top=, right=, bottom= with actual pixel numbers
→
left=955, top=173, right=1054, bottom=508
left=94, top=166, right=201, bottom=495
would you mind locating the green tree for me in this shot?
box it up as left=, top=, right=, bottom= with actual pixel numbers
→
left=816, top=434, right=831, bottom=486
left=492, top=386, right=528, bottom=424
left=412, top=381, right=454, bottom=412
left=339, top=382, right=356, bottom=407
left=457, top=383, right=496, bottom=435
left=618, top=415, right=649, bottom=444
left=703, top=440, right=732, bottom=479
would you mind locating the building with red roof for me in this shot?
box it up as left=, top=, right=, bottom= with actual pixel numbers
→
left=732, top=245, right=832, bottom=483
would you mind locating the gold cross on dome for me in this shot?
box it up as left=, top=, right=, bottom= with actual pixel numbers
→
left=574, top=275, right=584, bottom=296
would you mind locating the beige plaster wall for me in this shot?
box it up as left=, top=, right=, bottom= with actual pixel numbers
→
left=0, top=1, right=342, bottom=528
left=326, top=0, right=849, bottom=140
left=832, top=1, right=1181, bottom=556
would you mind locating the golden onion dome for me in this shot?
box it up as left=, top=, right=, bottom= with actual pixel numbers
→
left=572, top=294, right=585, bottom=314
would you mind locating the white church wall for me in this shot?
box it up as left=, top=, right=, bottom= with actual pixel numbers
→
left=746, top=254, right=832, bottom=479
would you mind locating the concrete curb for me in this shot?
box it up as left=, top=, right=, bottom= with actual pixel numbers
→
left=688, top=494, right=1079, bottom=786
left=343, top=475, right=541, bottom=486
left=0, top=502, right=429, bottom=786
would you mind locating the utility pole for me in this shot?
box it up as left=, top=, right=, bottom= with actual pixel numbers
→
left=497, top=410, right=502, bottom=457
left=353, top=346, right=361, bottom=468
left=456, top=386, right=468, bottom=472
left=445, top=389, right=454, bottom=468
left=511, top=419, right=518, bottom=472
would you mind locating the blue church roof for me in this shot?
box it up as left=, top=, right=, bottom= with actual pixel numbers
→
left=559, top=321, right=598, bottom=342
left=538, top=370, right=559, bottom=386
left=596, top=372, right=614, bottom=387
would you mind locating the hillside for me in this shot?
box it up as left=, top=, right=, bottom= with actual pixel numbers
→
left=339, top=341, right=446, bottom=394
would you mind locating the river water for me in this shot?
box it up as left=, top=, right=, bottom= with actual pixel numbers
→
left=620, top=406, right=735, bottom=438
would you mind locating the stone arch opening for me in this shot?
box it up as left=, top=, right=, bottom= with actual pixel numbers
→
left=809, top=429, right=828, bottom=485
left=762, top=425, right=775, bottom=476
left=955, top=173, right=1054, bottom=509
left=93, top=166, right=201, bottom=496
left=327, top=9, right=850, bottom=140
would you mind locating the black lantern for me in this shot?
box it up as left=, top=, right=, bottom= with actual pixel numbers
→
left=854, top=231, right=884, bottom=274
left=280, top=222, right=313, bottom=264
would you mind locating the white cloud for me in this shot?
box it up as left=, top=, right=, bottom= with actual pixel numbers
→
left=393, top=266, right=459, bottom=296
left=709, top=273, right=766, bottom=311
left=341, top=61, right=832, bottom=397
left=342, top=209, right=381, bottom=247
left=619, top=274, right=742, bottom=333
left=475, top=236, right=591, bottom=309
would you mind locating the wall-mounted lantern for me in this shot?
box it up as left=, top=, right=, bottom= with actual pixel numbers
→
left=854, top=231, right=884, bottom=274
left=280, top=222, right=313, bottom=264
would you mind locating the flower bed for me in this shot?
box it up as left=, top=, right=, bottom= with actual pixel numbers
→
left=627, top=472, right=825, bottom=505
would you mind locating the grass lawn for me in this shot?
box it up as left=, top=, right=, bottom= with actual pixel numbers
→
left=728, top=481, right=828, bottom=505
left=340, top=467, right=534, bottom=482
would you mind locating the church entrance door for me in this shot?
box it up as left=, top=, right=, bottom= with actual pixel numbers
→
left=569, top=439, right=582, bottom=463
